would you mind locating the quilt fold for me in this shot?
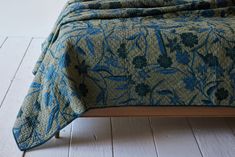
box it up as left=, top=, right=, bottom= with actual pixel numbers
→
left=13, top=0, right=235, bottom=151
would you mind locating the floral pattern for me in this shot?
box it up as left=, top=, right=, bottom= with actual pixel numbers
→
left=135, top=83, right=151, bottom=96
left=13, top=0, right=235, bottom=151
left=180, top=32, right=199, bottom=48
left=132, top=56, right=148, bottom=69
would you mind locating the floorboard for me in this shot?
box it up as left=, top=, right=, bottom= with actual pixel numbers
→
left=0, top=37, right=32, bottom=108
left=189, top=118, right=235, bottom=157
left=0, top=38, right=43, bottom=157
left=25, top=124, right=72, bottom=157
left=112, top=117, right=157, bottom=157
left=69, top=118, right=112, bottom=157
left=150, top=117, right=202, bottom=157
left=0, top=0, right=67, bottom=37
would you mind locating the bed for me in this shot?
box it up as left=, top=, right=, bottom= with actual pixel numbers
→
left=13, top=0, right=235, bottom=151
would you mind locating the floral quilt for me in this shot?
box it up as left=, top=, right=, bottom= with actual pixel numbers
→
left=13, top=0, right=235, bottom=151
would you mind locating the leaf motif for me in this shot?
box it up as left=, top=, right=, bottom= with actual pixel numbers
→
left=126, top=33, right=139, bottom=40
left=17, top=109, right=23, bottom=118
left=105, top=56, right=120, bottom=68
left=89, top=28, right=101, bottom=35
left=198, top=28, right=209, bottom=33
left=30, top=82, right=42, bottom=89
left=33, top=101, right=41, bottom=112
left=87, top=23, right=101, bottom=35
left=92, top=65, right=112, bottom=74
left=202, top=99, right=213, bottom=105
left=116, top=83, right=129, bottom=90
left=207, top=85, right=218, bottom=96
left=13, top=128, right=21, bottom=139
left=197, top=52, right=205, bottom=60
left=136, top=41, right=142, bottom=50
left=43, top=92, right=53, bottom=107
left=76, top=46, right=86, bottom=55
left=106, top=76, right=129, bottom=82
left=176, top=51, right=190, bottom=65
left=170, top=95, right=181, bottom=105
left=59, top=53, right=70, bottom=68
left=212, top=37, right=219, bottom=44
left=155, top=29, right=167, bottom=55
left=188, top=94, right=197, bottom=105
left=158, top=90, right=173, bottom=95
left=46, top=106, right=58, bottom=134
left=60, top=87, right=69, bottom=97
left=62, top=101, right=70, bottom=111
left=138, top=70, right=150, bottom=80
left=85, top=37, right=95, bottom=56
left=157, top=69, right=177, bottom=74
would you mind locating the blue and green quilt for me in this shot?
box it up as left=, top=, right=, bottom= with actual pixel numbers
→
left=13, top=0, right=235, bottom=151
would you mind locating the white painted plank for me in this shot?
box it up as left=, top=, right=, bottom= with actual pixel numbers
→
left=0, top=0, right=67, bottom=37
left=112, top=117, right=157, bottom=157
left=189, top=118, right=235, bottom=157
left=0, top=38, right=43, bottom=157
left=150, top=118, right=202, bottom=157
left=70, top=118, right=112, bottom=157
left=25, top=124, right=72, bottom=157
left=0, top=37, right=7, bottom=48
left=0, top=37, right=32, bottom=107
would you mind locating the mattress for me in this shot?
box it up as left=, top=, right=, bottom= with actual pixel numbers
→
left=13, top=0, right=235, bottom=151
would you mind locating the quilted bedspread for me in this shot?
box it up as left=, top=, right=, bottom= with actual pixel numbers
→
left=13, top=0, right=235, bottom=151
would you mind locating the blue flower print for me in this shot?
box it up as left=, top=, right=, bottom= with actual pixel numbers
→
left=183, top=76, right=197, bottom=91
left=180, top=33, right=198, bottom=48
left=176, top=51, right=190, bottom=65
left=132, top=55, right=147, bottom=69
left=135, top=83, right=151, bottom=96
left=157, top=54, right=173, bottom=68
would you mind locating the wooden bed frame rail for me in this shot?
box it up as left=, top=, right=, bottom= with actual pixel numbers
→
left=54, top=106, right=235, bottom=138
left=81, top=107, right=235, bottom=117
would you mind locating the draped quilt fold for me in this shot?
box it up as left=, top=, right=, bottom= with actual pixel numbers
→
left=13, top=0, right=235, bottom=151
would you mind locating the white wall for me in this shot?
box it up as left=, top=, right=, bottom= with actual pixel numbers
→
left=0, top=0, right=67, bottom=37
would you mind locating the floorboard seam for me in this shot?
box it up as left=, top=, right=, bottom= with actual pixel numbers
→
left=186, top=118, right=204, bottom=157
left=148, top=117, right=159, bottom=157
left=0, top=37, right=33, bottom=109
left=110, top=117, right=114, bottom=157
left=0, top=37, right=8, bottom=48
left=68, top=123, right=73, bottom=157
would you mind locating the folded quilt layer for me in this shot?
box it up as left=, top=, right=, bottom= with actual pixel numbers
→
left=13, top=0, right=235, bottom=151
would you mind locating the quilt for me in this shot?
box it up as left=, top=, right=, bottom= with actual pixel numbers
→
left=13, top=0, right=235, bottom=151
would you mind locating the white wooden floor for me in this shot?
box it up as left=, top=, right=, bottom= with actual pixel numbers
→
left=0, top=0, right=67, bottom=37
left=0, top=37, right=235, bottom=157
